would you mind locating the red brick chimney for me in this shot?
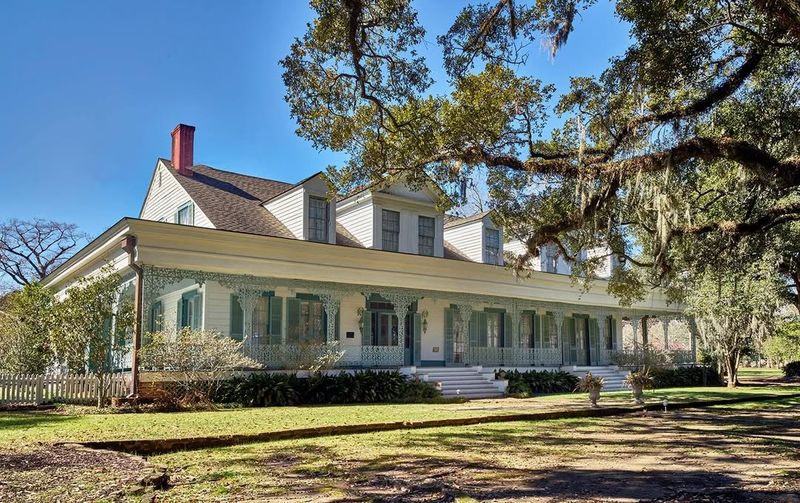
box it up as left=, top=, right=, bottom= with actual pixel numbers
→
left=171, top=124, right=195, bottom=176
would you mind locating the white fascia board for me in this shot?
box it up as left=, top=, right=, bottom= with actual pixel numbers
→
left=129, top=219, right=680, bottom=313
left=41, top=219, right=134, bottom=290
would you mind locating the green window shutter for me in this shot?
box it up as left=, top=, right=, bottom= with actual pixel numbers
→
left=192, top=293, right=203, bottom=329
left=532, top=312, right=540, bottom=349
left=444, top=307, right=453, bottom=363
left=286, top=297, right=301, bottom=344
left=413, top=312, right=422, bottom=366
left=469, top=312, right=479, bottom=347
left=177, top=299, right=185, bottom=327
left=334, top=310, right=340, bottom=341
left=478, top=312, right=488, bottom=347
left=610, top=316, right=617, bottom=350
left=361, top=309, right=372, bottom=345
left=269, top=296, right=283, bottom=338
left=230, top=295, right=244, bottom=341
left=504, top=313, right=513, bottom=347
left=563, top=315, right=575, bottom=364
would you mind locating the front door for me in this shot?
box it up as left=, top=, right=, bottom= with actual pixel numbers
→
left=403, top=313, right=413, bottom=365
left=574, top=317, right=590, bottom=365
left=564, top=316, right=592, bottom=366
left=377, top=312, right=398, bottom=346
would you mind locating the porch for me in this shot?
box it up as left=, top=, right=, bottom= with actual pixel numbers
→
left=138, top=266, right=696, bottom=371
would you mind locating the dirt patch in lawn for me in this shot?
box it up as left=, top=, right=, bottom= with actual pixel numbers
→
left=0, top=444, right=167, bottom=502
left=158, top=401, right=800, bottom=502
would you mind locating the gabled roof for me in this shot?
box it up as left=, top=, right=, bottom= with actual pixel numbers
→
left=444, top=210, right=494, bottom=229
left=161, top=159, right=295, bottom=238
left=159, top=160, right=364, bottom=247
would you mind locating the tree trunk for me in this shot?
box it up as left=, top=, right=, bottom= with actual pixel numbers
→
left=725, top=353, right=738, bottom=388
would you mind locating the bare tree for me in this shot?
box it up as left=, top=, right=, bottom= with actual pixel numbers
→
left=0, top=219, right=89, bottom=288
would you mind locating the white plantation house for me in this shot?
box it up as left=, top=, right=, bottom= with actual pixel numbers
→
left=42, top=125, right=696, bottom=398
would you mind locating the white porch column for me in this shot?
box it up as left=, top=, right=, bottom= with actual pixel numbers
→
left=688, top=316, right=698, bottom=363
left=662, top=316, right=671, bottom=351
left=235, top=288, right=261, bottom=350
left=552, top=309, right=564, bottom=365
left=319, top=292, right=343, bottom=344
left=630, top=316, right=641, bottom=353
left=384, top=293, right=417, bottom=347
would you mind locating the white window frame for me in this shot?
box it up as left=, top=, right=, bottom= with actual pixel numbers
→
left=308, top=196, right=329, bottom=242
left=175, top=202, right=194, bottom=226
left=418, top=215, right=435, bottom=256
left=484, top=228, right=500, bottom=264
left=382, top=209, right=400, bottom=252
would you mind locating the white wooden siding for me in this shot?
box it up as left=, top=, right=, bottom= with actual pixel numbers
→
left=337, top=198, right=374, bottom=248
left=504, top=240, right=543, bottom=271
left=443, top=220, right=484, bottom=262
left=585, top=246, right=616, bottom=278
left=418, top=297, right=445, bottom=363
left=149, top=279, right=204, bottom=332
left=140, top=162, right=213, bottom=227
left=264, top=186, right=304, bottom=239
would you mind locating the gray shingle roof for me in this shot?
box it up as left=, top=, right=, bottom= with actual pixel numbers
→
left=163, top=159, right=296, bottom=238
left=443, top=210, right=493, bottom=229
left=161, top=160, right=490, bottom=263
left=163, top=160, right=366, bottom=247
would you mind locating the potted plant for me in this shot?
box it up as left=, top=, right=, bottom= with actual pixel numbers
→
left=624, top=369, right=654, bottom=404
left=575, top=372, right=605, bottom=408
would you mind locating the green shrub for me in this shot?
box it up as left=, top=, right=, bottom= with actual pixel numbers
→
left=649, top=366, right=723, bottom=388
left=784, top=361, right=800, bottom=378
left=504, top=370, right=578, bottom=396
left=216, top=370, right=440, bottom=406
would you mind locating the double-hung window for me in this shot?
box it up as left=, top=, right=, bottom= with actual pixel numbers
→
left=418, top=216, right=435, bottom=256
left=176, top=202, right=194, bottom=225
left=484, top=228, right=500, bottom=264
left=308, top=196, right=329, bottom=242
left=179, top=290, right=202, bottom=329
left=382, top=209, right=400, bottom=252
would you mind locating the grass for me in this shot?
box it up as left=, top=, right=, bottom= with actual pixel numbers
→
left=145, top=396, right=800, bottom=501
left=1, top=384, right=798, bottom=501
left=737, top=367, right=784, bottom=379
left=0, top=384, right=797, bottom=447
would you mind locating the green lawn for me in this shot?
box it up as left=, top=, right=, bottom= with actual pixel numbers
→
left=2, top=386, right=799, bottom=502
left=738, top=367, right=784, bottom=379
left=146, top=396, right=800, bottom=501
left=1, top=385, right=797, bottom=447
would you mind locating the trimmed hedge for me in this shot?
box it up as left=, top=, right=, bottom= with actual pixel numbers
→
left=649, top=366, right=723, bottom=388
left=504, top=370, right=579, bottom=396
left=784, top=361, right=800, bottom=378
left=215, top=370, right=440, bottom=406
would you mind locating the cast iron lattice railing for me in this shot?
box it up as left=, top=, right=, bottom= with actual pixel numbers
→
left=360, top=345, right=404, bottom=367
left=244, top=344, right=340, bottom=370
left=242, top=344, right=404, bottom=369
left=464, top=347, right=562, bottom=367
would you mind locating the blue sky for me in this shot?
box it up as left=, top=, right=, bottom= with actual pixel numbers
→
left=0, top=1, right=631, bottom=236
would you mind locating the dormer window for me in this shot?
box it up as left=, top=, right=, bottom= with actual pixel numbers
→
left=382, top=209, right=400, bottom=251
left=175, top=202, right=194, bottom=226
left=418, top=216, right=435, bottom=256
left=308, top=196, right=329, bottom=242
left=484, top=228, right=500, bottom=264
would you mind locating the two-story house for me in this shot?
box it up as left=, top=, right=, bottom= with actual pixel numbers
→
left=42, top=124, right=694, bottom=397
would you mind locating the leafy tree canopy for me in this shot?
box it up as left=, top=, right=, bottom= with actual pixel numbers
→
left=282, top=0, right=800, bottom=305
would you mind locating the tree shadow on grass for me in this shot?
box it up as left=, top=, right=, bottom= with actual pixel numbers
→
left=0, top=411, right=79, bottom=432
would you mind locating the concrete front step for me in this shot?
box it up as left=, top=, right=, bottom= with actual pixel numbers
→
left=416, top=366, right=504, bottom=398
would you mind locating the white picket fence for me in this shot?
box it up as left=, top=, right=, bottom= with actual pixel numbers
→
left=0, top=373, right=130, bottom=405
